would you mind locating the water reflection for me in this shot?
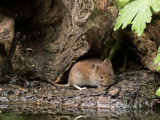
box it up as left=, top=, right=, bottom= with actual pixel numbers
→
left=0, top=108, right=160, bottom=120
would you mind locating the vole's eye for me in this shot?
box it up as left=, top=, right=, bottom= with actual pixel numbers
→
left=109, top=73, right=112, bottom=76
left=101, top=76, right=104, bottom=79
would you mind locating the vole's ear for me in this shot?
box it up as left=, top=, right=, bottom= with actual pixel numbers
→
left=91, top=64, right=99, bottom=71
left=103, top=58, right=111, bottom=65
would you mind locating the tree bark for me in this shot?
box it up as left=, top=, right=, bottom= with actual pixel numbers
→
left=8, top=0, right=118, bottom=82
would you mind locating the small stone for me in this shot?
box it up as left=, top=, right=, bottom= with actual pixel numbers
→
left=0, top=88, right=3, bottom=91
left=108, top=86, right=120, bottom=97
left=0, top=104, right=8, bottom=109
left=0, top=97, right=9, bottom=102
left=21, top=96, right=27, bottom=102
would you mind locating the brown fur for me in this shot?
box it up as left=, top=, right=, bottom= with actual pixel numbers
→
left=51, top=58, right=114, bottom=89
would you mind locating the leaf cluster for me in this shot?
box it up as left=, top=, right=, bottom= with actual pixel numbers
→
left=114, top=0, right=160, bottom=36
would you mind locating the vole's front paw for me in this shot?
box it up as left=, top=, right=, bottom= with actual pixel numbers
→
left=79, top=87, right=86, bottom=91
left=73, top=84, right=86, bottom=91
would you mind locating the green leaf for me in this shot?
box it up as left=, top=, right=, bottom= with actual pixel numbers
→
left=158, top=46, right=160, bottom=52
left=157, top=62, right=160, bottom=71
left=157, top=64, right=160, bottom=71
left=155, top=46, right=160, bottom=71
left=154, top=54, right=160, bottom=64
left=114, top=0, right=154, bottom=36
left=156, top=87, right=160, bottom=96
left=116, top=0, right=132, bottom=9
left=151, top=0, right=160, bottom=12
left=131, top=1, right=152, bottom=36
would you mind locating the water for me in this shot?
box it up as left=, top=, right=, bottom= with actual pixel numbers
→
left=1, top=107, right=160, bottom=120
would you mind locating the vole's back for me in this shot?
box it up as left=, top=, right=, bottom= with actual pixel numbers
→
left=68, top=59, right=110, bottom=87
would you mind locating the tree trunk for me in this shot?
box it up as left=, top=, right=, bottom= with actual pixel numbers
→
left=0, top=0, right=118, bottom=82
